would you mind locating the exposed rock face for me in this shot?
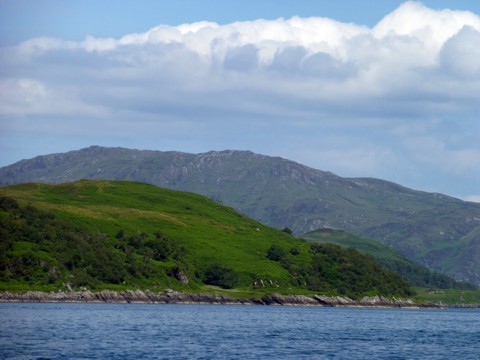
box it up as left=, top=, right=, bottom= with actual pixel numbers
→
left=0, top=290, right=258, bottom=305
left=313, top=295, right=356, bottom=306
left=261, top=294, right=323, bottom=306
left=172, top=269, right=189, bottom=285
left=359, top=295, right=416, bottom=307
left=0, top=290, right=444, bottom=307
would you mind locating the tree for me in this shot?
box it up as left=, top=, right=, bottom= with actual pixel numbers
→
left=266, top=245, right=287, bottom=261
left=203, top=264, right=238, bottom=289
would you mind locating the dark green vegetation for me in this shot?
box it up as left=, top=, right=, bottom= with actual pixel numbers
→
left=303, top=229, right=476, bottom=290
left=1, top=146, right=479, bottom=286
left=0, top=180, right=413, bottom=299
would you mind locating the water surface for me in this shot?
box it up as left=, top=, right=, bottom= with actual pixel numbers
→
left=1, top=303, right=479, bottom=359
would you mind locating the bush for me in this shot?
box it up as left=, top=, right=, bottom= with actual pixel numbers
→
left=203, top=264, right=238, bottom=289
left=290, top=247, right=300, bottom=256
left=266, top=245, right=287, bottom=261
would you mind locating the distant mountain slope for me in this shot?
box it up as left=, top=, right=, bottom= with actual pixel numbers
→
left=1, top=146, right=479, bottom=285
left=0, top=180, right=412, bottom=298
left=302, top=229, right=476, bottom=290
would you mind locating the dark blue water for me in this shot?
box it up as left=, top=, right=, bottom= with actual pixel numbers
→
left=0, top=303, right=479, bottom=359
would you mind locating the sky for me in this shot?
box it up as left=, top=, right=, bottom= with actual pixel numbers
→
left=0, top=1, right=479, bottom=202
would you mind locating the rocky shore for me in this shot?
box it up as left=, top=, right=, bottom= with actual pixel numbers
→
left=0, top=289, right=448, bottom=308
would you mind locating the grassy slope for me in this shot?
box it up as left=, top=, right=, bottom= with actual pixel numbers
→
left=0, top=180, right=412, bottom=299
left=0, top=181, right=292, bottom=292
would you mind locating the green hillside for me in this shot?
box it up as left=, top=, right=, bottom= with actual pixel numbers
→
left=303, top=229, right=476, bottom=290
left=0, top=180, right=413, bottom=299
left=1, top=146, right=479, bottom=286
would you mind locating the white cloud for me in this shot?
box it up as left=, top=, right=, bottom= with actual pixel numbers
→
left=440, top=26, right=480, bottom=78
left=373, top=1, right=480, bottom=52
left=0, top=77, right=105, bottom=117
left=1, top=4, right=476, bottom=111
left=1, top=1, right=479, bottom=198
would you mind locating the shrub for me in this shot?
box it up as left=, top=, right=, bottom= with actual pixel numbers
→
left=203, top=264, right=238, bottom=289
left=266, top=245, right=287, bottom=261
left=290, top=247, right=300, bottom=255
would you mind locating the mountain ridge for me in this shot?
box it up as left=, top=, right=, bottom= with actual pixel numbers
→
left=1, top=145, right=479, bottom=285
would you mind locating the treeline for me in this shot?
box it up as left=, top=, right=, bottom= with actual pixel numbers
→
left=266, top=243, right=415, bottom=298
left=0, top=196, right=188, bottom=289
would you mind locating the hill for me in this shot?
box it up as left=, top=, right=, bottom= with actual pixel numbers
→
left=0, top=180, right=413, bottom=299
left=1, top=146, right=479, bottom=286
left=302, top=229, right=476, bottom=290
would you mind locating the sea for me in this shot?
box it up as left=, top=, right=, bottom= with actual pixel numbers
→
left=0, top=303, right=479, bottom=359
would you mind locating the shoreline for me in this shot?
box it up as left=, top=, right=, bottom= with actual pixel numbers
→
left=2, top=289, right=475, bottom=308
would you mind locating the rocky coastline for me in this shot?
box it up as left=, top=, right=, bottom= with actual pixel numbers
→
left=0, top=289, right=458, bottom=308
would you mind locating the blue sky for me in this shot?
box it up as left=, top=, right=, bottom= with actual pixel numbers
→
left=0, top=1, right=479, bottom=201
left=2, top=0, right=480, bottom=46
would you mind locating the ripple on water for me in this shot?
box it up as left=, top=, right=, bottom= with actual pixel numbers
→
left=0, top=304, right=479, bottom=359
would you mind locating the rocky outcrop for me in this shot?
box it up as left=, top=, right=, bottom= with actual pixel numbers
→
left=0, top=290, right=251, bottom=305
left=359, top=295, right=416, bottom=307
left=313, top=295, right=356, bottom=306
left=260, top=294, right=321, bottom=306
left=0, top=290, right=447, bottom=307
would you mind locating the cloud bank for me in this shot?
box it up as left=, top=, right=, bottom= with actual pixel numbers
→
left=0, top=1, right=479, bottom=199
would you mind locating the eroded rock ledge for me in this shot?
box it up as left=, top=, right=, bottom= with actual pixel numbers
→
left=0, top=290, right=443, bottom=308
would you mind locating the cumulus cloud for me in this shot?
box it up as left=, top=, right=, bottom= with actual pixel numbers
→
left=2, top=1, right=479, bottom=110
left=0, top=1, right=479, bottom=198
left=440, top=26, right=480, bottom=78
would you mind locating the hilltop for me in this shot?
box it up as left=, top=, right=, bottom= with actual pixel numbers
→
left=0, top=180, right=412, bottom=299
left=1, top=146, right=479, bottom=286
